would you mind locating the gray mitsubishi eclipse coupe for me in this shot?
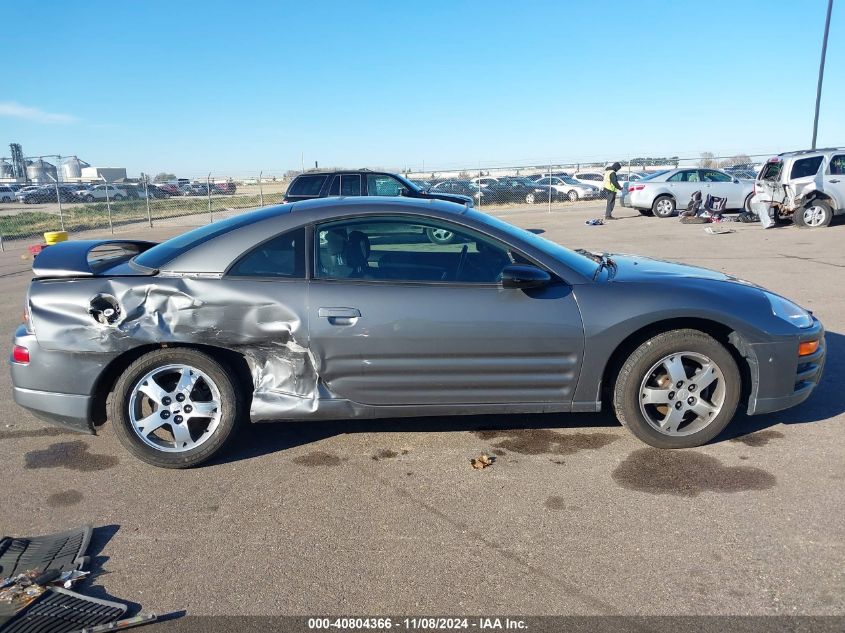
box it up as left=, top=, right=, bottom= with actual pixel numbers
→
left=10, top=197, right=825, bottom=467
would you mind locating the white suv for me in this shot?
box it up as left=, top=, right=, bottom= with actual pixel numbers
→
left=754, top=148, right=845, bottom=228
left=77, top=184, right=127, bottom=202
left=0, top=185, right=16, bottom=202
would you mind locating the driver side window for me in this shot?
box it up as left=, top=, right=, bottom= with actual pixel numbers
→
left=315, top=216, right=516, bottom=283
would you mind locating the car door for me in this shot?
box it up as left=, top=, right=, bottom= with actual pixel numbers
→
left=667, top=169, right=700, bottom=205
left=701, top=169, right=737, bottom=207
left=826, top=154, right=845, bottom=211
left=307, top=214, right=585, bottom=407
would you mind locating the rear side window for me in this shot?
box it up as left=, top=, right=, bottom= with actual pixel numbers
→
left=287, top=175, right=328, bottom=197
left=829, top=155, right=845, bottom=175
left=228, top=227, right=306, bottom=278
left=790, top=156, right=823, bottom=179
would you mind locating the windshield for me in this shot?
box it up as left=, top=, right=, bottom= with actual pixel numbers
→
left=465, top=209, right=598, bottom=279
left=393, top=173, right=422, bottom=193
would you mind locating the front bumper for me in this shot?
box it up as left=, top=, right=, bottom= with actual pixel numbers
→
left=745, top=320, right=826, bottom=415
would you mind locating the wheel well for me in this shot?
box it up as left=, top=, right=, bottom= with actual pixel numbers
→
left=804, top=192, right=833, bottom=206
left=90, top=343, right=253, bottom=427
left=599, top=318, right=752, bottom=408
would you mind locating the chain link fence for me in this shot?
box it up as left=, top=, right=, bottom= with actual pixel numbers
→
left=0, top=153, right=772, bottom=251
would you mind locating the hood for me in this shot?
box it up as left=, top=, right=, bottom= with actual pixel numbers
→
left=607, top=254, right=741, bottom=283
left=417, top=190, right=474, bottom=206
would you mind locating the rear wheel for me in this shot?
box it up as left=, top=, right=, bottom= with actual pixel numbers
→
left=426, top=227, right=456, bottom=245
left=794, top=200, right=833, bottom=228
left=612, top=329, right=740, bottom=448
left=525, top=193, right=536, bottom=204
left=652, top=195, right=676, bottom=218
left=743, top=193, right=753, bottom=213
left=85, top=195, right=94, bottom=202
left=111, top=348, right=242, bottom=468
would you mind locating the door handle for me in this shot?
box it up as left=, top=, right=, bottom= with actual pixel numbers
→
left=318, top=307, right=361, bottom=325
left=319, top=307, right=361, bottom=318
left=830, top=179, right=840, bottom=183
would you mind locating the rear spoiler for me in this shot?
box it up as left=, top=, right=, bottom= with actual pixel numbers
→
left=32, top=239, right=158, bottom=278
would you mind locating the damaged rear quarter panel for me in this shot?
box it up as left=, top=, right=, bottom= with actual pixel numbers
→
left=28, top=276, right=320, bottom=420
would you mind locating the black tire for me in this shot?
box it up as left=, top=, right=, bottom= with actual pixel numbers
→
left=525, top=193, right=536, bottom=204
left=793, top=200, right=833, bottom=229
left=110, top=348, right=242, bottom=468
left=743, top=193, right=753, bottom=213
left=612, top=329, right=741, bottom=449
left=638, top=208, right=654, bottom=216
left=425, top=227, right=456, bottom=245
left=568, top=190, right=579, bottom=202
left=652, top=195, right=676, bottom=218
left=85, top=195, right=94, bottom=203
left=113, top=195, right=125, bottom=201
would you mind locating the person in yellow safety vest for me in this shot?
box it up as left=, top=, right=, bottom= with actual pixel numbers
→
left=603, top=162, right=623, bottom=220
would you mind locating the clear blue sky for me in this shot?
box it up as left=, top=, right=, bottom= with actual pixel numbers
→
left=1, top=0, right=842, bottom=178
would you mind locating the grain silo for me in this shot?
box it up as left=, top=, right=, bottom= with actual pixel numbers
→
left=61, top=156, right=90, bottom=181
left=26, top=159, right=59, bottom=184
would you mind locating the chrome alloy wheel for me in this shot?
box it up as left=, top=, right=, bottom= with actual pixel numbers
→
left=802, top=205, right=827, bottom=227
left=128, top=364, right=222, bottom=452
left=429, top=228, right=454, bottom=241
left=638, top=352, right=725, bottom=436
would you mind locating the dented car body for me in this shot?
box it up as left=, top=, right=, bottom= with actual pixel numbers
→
left=10, top=197, right=826, bottom=467
left=753, top=148, right=845, bottom=228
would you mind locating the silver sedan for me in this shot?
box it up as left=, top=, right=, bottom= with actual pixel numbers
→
left=623, top=168, right=755, bottom=218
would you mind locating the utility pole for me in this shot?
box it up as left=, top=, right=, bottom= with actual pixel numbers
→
left=812, top=0, right=834, bottom=149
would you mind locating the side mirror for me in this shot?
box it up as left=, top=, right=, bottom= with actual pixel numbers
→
left=733, top=178, right=740, bottom=183
left=501, top=264, right=551, bottom=289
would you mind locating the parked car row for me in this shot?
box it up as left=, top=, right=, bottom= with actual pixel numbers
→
left=0, top=180, right=237, bottom=204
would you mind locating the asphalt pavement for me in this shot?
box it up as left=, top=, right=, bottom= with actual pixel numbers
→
left=1, top=201, right=843, bottom=618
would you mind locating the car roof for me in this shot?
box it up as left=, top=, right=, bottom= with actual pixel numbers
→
left=777, top=147, right=844, bottom=157
left=159, top=196, right=469, bottom=274
left=291, top=169, right=391, bottom=177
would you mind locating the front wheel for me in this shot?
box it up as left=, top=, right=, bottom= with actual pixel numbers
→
left=652, top=195, right=676, bottom=218
left=111, top=348, right=242, bottom=468
left=612, top=329, right=740, bottom=448
left=794, top=200, right=833, bottom=228
left=568, top=190, right=579, bottom=202
left=744, top=193, right=753, bottom=213
left=85, top=195, right=94, bottom=202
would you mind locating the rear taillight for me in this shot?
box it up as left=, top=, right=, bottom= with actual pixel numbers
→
left=12, top=345, right=30, bottom=364
left=629, top=184, right=645, bottom=191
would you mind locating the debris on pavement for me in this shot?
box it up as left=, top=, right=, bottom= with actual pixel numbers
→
left=470, top=454, right=495, bottom=469
left=705, top=226, right=736, bottom=235
left=0, top=526, right=170, bottom=633
left=584, top=218, right=604, bottom=226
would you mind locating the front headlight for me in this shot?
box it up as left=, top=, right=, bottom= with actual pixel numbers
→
left=765, top=291, right=813, bottom=328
